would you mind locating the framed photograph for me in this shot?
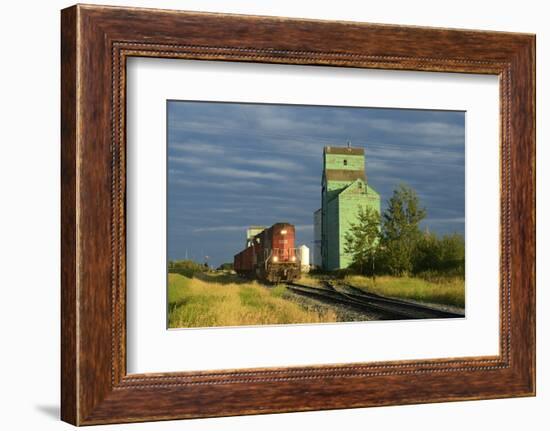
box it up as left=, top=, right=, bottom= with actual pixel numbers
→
left=61, top=4, right=535, bottom=425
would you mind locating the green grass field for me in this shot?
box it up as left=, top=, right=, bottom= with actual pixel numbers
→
left=344, top=275, right=465, bottom=308
left=168, top=272, right=464, bottom=328
left=168, top=272, right=337, bottom=328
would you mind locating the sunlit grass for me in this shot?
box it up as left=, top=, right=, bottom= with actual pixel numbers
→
left=344, top=275, right=465, bottom=308
left=296, top=274, right=325, bottom=287
left=168, top=273, right=337, bottom=328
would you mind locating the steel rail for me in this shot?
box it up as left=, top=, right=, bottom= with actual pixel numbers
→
left=337, top=282, right=465, bottom=319
left=286, top=282, right=464, bottom=320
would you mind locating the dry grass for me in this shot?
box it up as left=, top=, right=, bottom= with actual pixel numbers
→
left=168, top=273, right=338, bottom=328
left=344, top=275, right=465, bottom=308
left=296, top=274, right=325, bottom=287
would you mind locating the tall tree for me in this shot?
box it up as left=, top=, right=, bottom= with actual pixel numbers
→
left=381, top=184, right=427, bottom=276
left=344, top=206, right=381, bottom=276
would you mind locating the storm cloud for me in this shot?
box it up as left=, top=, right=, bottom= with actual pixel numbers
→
left=167, top=101, right=465, bottom=267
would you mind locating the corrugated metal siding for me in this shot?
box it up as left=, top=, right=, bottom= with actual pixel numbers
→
left=325, top=169, right=364, bottom=182
left=313, top=209, right=322, bottom=267
left=338, top=185, right=380, bottom=268
left=326, top=197, right=340, bottom=270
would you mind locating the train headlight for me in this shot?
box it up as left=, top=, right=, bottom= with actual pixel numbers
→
left=280, top=229, right=287, bottom=235
left=291, top=256, right=296, bottom=262
left=272, top=256, right=279, bottom=262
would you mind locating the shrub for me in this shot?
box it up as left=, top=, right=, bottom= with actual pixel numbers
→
left=413, top=233, right=464, bottom=277
left=168, top=259, right=206, bottom=278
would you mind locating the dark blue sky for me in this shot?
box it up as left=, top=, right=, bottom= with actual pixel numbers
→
left=167, top=101, right=465, bottom=267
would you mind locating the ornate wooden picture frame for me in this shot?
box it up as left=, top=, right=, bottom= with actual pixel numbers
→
left=61, top=4, right=535, bottom=425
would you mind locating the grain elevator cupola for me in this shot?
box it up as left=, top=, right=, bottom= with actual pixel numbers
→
left=313, top=144, right=380, bottom=270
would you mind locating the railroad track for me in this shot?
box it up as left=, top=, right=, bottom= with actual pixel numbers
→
left=286, top=282, right=464, bottom=320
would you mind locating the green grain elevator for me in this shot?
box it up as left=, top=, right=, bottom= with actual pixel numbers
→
left=314, top=145, right=380, bottom=271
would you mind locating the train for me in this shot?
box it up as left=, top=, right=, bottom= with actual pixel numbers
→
left=234, top=222, right=301, bottom=283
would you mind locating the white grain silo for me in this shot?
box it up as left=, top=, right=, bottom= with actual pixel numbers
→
left=299, top=244, right=310, bottom=273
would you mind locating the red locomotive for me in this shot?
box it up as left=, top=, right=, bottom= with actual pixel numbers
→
left=234, top=222, right=301, bottom=283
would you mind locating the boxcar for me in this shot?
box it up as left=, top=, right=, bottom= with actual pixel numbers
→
left=234, top=222, right=301, bottom=283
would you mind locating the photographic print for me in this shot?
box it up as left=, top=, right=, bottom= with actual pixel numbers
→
left=167, top=101, right=466, bottom=329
